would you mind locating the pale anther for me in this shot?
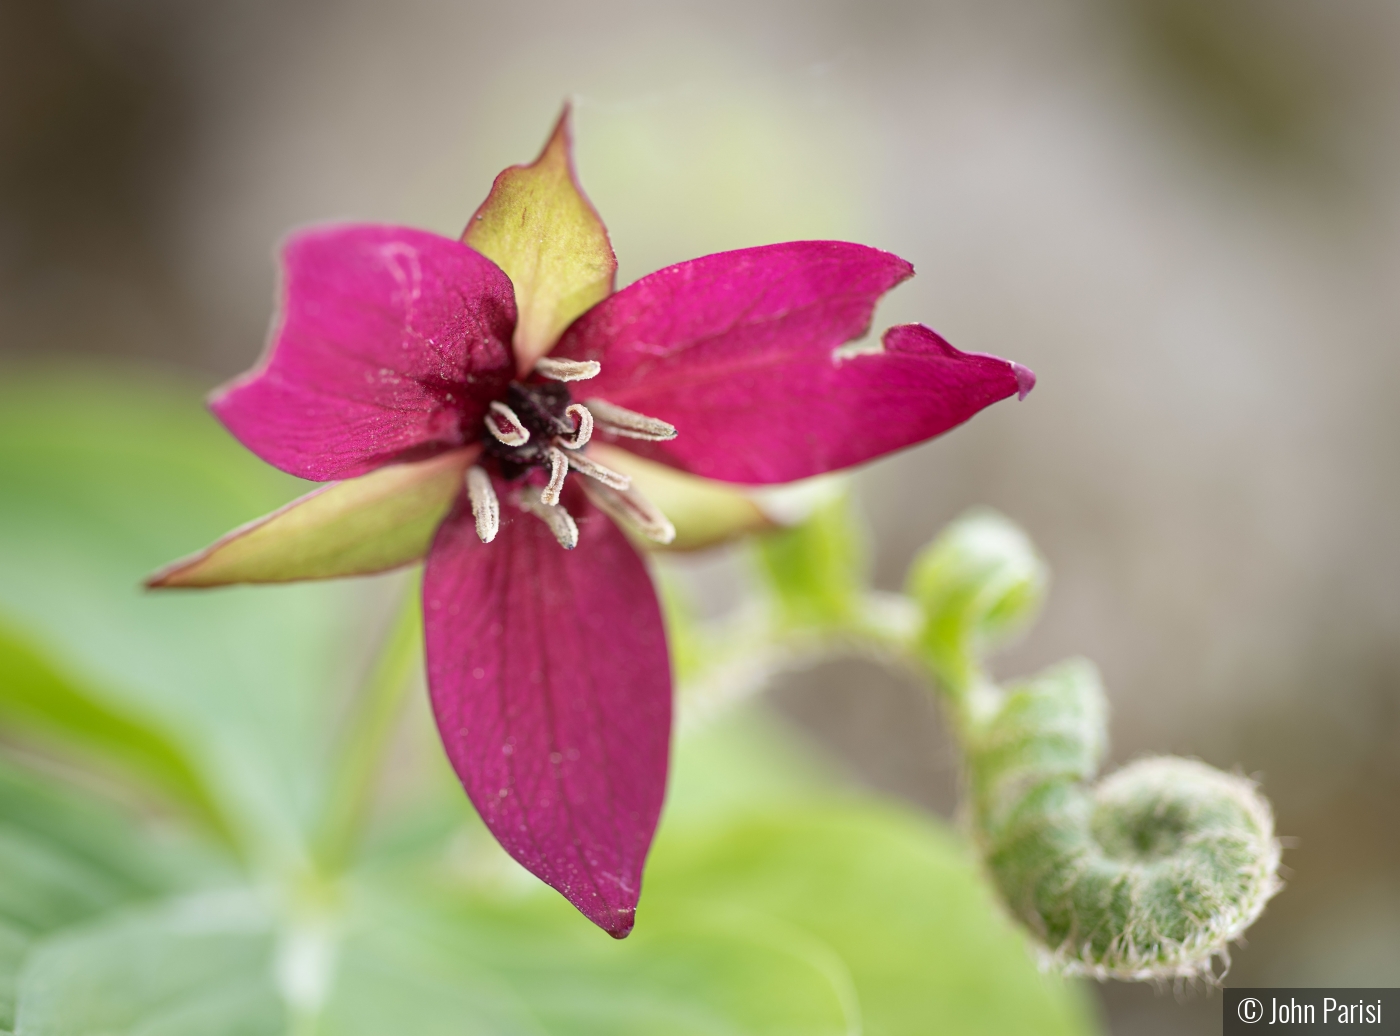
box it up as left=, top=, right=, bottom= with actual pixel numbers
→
left=518, top=487, right=578, bottom=549
left=486, top=401, right=529, bottom=447
left=534, top=356, right=602, bottom=382
left=579, top=479, right=676, bottom=545
left=584, top=399, right=677, bottom=441
left=465, top=465, right=499, bottom=544
left=565, top=450, right=631, bottom=491
left=556, top=403, right=593, bottom=450
left=540, top=446, right=569, bottom=506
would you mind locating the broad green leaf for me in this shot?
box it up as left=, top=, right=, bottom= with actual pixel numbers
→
left=464, top=106, right=617, bottom=372
left=148, top=450, right=471, bottom=587
left=590, top=444, right=775, bottom=551
left=641, top=709, right=1099, bottom=1036
left=0, top=761, right=200, bottom=1029
left=337, top=708, right=1098, bottom=1036
left=0, top=367, right=382, bottom=863
left=323, top=883, right=854, bottom=1036
left=0, top=621, right=232, bottom=843
left=0, top=698, right=1101, bottom=1034
left=15, top=897, right=282, bottom=1036
left=647, top=804, right=1096, bottom=1036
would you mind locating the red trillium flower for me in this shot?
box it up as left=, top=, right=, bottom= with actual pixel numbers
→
left=150, top=108, right=1035, bottom=937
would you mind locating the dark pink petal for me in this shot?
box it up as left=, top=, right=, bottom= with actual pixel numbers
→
left=553, top=243, right=1032, bottom=483
left=423, top=485, right=670, bottom=937
left=212, top=225, right=516, bottom=481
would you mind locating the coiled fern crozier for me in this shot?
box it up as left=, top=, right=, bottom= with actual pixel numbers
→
left=906, top=512, right=1281, bottom=980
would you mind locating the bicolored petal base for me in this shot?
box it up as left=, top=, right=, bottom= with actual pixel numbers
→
left=423, top=486, right=670, bottom=937
left=146, top=448, right=477, bottom=587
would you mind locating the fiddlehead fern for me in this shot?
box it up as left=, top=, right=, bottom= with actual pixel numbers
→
left=906, top=511, right=1282, bottom=980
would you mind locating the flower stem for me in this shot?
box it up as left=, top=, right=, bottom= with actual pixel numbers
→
left=312, top=580, right=422, bottom=874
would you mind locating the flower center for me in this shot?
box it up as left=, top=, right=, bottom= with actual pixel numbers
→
left=483, top=380, right=579, bottom=480
left=464, top=357, right=679, bottom=550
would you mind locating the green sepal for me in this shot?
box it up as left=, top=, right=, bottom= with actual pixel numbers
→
left=464, top=105, right=617, bottom=373
left=147, top=449, right=473, bottom=588
left=591, top=444, right=777, bottom=552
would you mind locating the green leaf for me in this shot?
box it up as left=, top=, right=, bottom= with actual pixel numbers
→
left=333, top=709, right=1098, bottom=1036
left=647, top=803, right=1096, bottom=1036
left=0, top=760, right=199, bottom=1029
left=0, top=621, right=233, bottom=843
left=0, top=367, right=382, bottom=862
left=0, top=701, right=1101, bottom=1034
left=634, top=709, right=1099, bottom=1036
left=323, top=884, right=855, bottom=1036
left=15, top=898, right=282, bottom=1036
left=148, top=450, right=471, bottom=587
left=464, top=105, right=618, bottom=373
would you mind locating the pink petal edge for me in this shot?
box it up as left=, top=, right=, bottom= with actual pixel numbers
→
left=212, top=224, right=516, bottom=482
left=423, top=483, right=670, bottom=937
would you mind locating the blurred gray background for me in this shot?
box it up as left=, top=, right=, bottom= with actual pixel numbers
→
left=2, top=0, right=1397, bottom=1031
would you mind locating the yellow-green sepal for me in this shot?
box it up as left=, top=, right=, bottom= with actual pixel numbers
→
left=147, top=449, right=473, bottom=587
left=590, top=444, right=777, bottom=551
left=464, top=105, right=617, bottom=374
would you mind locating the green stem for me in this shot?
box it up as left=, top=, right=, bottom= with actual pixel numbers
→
left=312, top=581, right=422, bottom=873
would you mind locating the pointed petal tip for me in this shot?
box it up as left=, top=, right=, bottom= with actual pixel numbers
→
left=593, top=904, right=636, bottom=939
left=606, top=919, right=635, bottom=940
left=1012, top=361, right=1036, bottom=400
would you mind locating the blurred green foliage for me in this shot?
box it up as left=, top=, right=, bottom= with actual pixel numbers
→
left=753, top=494, right=867, bottom=631
left=0, top=367, right=1099, bottom=1035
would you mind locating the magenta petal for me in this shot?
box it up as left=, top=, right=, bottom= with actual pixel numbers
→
left=211, top=225, right=516, bottom=481
left=422, top=487, right=671, bottom=937
left=553, top=243, right=1031, bottom=483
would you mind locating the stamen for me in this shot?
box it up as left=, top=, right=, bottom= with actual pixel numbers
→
left=579, top=479, right=676, bottom=545
left=534, top=356, right=601, bottom=382
left=518, top=487, right=578, bottom=549
left=584, top=399, right=677, bottom=441
left=465, top=465, right=499, bottom=543
left=556, top=403, right=593, bottom=450
left=565, top=450, right=631, bottom=491
left=540, top=446, right=569, bottom=506
left=486, top=401, right=530, bottom=446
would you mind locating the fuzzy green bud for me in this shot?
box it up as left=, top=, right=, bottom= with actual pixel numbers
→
left=905, top=509, right=1047, bottom=693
